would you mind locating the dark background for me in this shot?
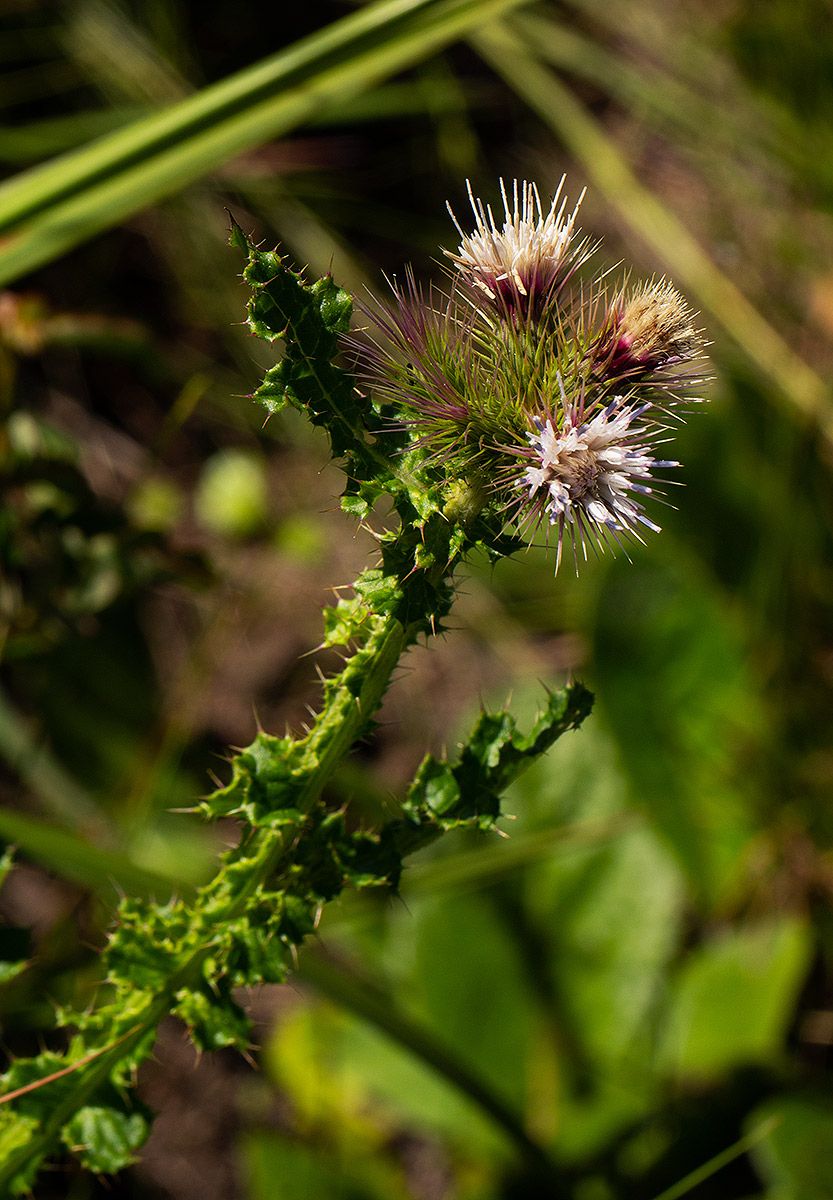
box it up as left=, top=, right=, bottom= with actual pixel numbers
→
left=2, top=1, right=833, bottom=1196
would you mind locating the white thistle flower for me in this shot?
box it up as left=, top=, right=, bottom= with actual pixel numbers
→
left=444, top=177, right=587, bottom=313
left=522, top=399, right=678, bottom=571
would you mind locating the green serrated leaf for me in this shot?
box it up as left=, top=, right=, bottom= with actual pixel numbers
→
left=310, top=274, right=353, bottom=335
left=0, top=1112, right=41, bottom=1195
left=322, top=596, right=372, bottom=648
left=231, top=224, right=410, bottom=522
left=414, top=758, right=462, bottom=817
left=105, top=898, right=192, bottom=990
left=175, top=984, right=251, bottom=1051
left=62, top=1105, right=149, bottom=1173
left=339, top=492, right=372, bottom=520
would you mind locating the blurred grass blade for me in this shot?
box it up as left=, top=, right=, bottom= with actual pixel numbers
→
left=470, top=19, right=833, bottom=444
left=508, top=11, right=777, bottom=157
left=404, top=812, right=637, bottom=894
left=0, top=808, right=183, bottom=899
left=63, top=0, right=191, bottom=107
left=298, top=949, right=560, bottom=1183
left=0, top=109, right=143, bottom=164
left=0, top=687, right=109, bottom=830
left=649, top=1115, right=781, bottom=1200
left=0, top=0, right=530, bottom=286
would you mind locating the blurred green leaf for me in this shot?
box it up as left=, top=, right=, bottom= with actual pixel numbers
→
left=510, top=715, right=685, bottom=1160
left=748, top=1096, right=833, bottom=1200
left=591, top=556, right=764, bottom=903
left=658, top=918, right=812, bottom=1080
left=194, top=448, right=268, bottom=539
left=243, top=1132, right=403, bottom=1200
left=0, top=844, right=15, bottom=889
left=126, top=477, right=183, bottom=533
left=511, top=716, right=686, bottom=1059
left=413, top=890, right=531, bottom=1113
left=294, top=946, right=551, bottom=1169
left=273, top=512, right=327, bottom=564
left=541, top=828, right=684, bottom=1061
left=269, top=987, right=508, bottom=1165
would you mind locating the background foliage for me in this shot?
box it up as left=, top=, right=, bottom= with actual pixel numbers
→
left=1, top=0, right=833, bottom=1197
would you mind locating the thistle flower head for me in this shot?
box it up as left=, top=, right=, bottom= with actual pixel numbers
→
left=353, top=178, right=709, bottom=573
left=444, top=177, right=589, bottom=318
left=517, top=390, right=677, bottom=571
left=594, top=278, right=705, bottom=388
left=352, top=271, right=525, bottom=467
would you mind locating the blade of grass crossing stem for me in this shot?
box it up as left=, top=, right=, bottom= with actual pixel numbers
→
left=0, top=0, right=531, bottom=286
left=298, top=950, right=561, bottom=1185
left=470, top=20, right=833, bottom=446
left=648, top=1115, right=782, bottom=1200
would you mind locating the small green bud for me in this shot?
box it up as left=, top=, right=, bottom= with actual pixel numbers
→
left=442, top=477, right=486, bottom=525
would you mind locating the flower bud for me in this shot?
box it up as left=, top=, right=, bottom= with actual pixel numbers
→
left=598, top=279, right=702, bottom=379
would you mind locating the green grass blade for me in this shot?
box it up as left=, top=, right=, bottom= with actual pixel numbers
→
left=0, top=0, right=530, bottom=285
left=0, top=0, right=432, bottom=229
left=0, top=808, right=184, bottom=899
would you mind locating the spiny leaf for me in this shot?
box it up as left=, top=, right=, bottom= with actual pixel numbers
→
left=61, top=1103, right=149, bottom=1174
left=231, top=220, right=401, bottom=507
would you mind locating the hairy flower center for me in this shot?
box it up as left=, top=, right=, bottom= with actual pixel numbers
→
left=554, top=445, right=599, bottom=499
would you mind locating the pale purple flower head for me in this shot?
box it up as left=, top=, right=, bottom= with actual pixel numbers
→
left=518, top=386, right=678, bottom=571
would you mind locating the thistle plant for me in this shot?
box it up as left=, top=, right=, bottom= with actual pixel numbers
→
left=0, top=178, right=706, bottom=1191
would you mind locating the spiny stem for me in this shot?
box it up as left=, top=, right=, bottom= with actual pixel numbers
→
left=0, top=614, right=413, bottom=1188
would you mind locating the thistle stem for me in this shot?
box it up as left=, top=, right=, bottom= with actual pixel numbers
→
left=0, top=612, right=413, bottom=1188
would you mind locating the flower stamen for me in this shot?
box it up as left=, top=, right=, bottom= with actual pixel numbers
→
left=521, top=397, right=678, bottom=571
left=444, top=176, right=588, bottom=316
